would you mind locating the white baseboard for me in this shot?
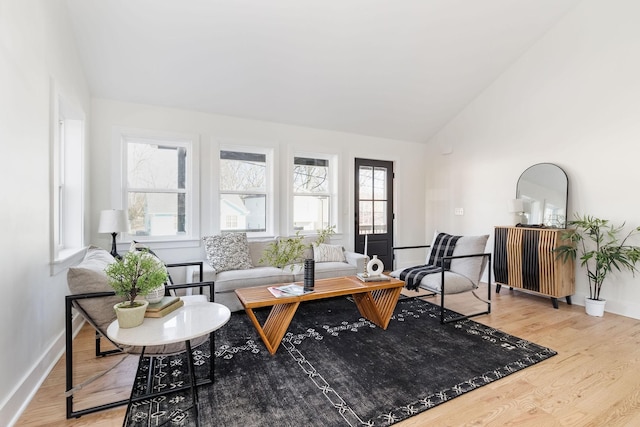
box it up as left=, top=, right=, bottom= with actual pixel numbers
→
left=2, top=313, right=85, bottom=427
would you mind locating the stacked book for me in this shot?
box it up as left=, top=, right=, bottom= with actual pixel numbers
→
left=356, top=273, right=391, bottom=282
left=267, top=284, right=313, bottom=298
left=145, top=296, right=184, bottom=318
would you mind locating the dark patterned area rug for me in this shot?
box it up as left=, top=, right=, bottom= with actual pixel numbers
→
left=125, top=296, right=556, bottom=426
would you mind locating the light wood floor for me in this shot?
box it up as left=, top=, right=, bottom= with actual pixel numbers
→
left=16, top=285, right=640, bottom=427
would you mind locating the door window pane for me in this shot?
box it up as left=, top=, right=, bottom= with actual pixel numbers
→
left=359, top=166, right=373, bottom=200
left=373, top=201, right=387, bottom=233
left=359, top=165, right=387, bottom=234
left=373, top=167, right=387, bottom=200
left=359, top=201, right=372, bottom=235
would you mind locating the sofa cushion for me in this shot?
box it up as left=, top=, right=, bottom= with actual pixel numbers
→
left=449, top=234, right=489, bottom=283
left=214, top=267, right=294, bottom=293
left=424, top=231, right=488, bottom=282
left=313, top=243, right=346, bottom=263
left=248, top=238, right=278, bottom=267
left=391, top=231, right=488, bottom=293
left=292, top=260, right=357, bottom=281
left=301, top=236, right=316, bottom=261
left=67, top=246, right=121, bottom=342
left=203, top=233, right=253, bottom=272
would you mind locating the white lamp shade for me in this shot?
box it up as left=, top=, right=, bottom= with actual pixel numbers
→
left=98, top=209, right=129, bottom=233
left=508, top=199, right=525, bottom=213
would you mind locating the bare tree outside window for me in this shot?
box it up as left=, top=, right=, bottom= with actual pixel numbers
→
left=220, top=150, right=267, bottom=232
left=293, top=157, right=330, bottom=232
left=126, top=140, right=188, bottom=236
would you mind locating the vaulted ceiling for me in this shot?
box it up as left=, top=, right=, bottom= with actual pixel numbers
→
left=65, top=0, right=580, bottom=143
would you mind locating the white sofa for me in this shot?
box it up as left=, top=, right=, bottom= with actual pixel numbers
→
left=188, top=236, right=367, bottom=312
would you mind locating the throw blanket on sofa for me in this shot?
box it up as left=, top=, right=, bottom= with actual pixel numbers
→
left=400, top=233, right=460, bottom=291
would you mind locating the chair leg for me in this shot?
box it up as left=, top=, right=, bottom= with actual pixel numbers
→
left=439, top=253, right=492, bottom=324
left=65, top=296, right=128, bottom=419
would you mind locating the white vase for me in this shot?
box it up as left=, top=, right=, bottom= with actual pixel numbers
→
left=145, top=285, right=165, bottom=304
left=114, top=300, right=149, bottom=328
left=366, top=255, right=384, bottom=277
left=585, top=298, right=606, bottom=317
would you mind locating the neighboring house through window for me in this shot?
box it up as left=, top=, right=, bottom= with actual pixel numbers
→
left=219, top=149, right=271, bottom=233
left=293, top=154, right=336, bottom=233
left=115, top=129, right=199, bottom=243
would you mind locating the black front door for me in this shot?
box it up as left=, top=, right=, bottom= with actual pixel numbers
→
left=354, top=158, right=394, bottom=271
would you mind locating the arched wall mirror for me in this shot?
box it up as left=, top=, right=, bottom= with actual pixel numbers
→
left=516, top=163, right=568, bottom=228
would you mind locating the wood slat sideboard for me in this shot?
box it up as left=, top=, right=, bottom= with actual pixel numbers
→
left=493, top=226, right=575, bottom=309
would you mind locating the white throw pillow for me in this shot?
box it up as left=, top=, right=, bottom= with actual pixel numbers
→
left=203, top=233, right=253, bottom=272
left=313, top=243, right=346, bottom=263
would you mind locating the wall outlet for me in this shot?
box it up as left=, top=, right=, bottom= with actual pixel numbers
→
left=454, top=207, right=464, bottom=216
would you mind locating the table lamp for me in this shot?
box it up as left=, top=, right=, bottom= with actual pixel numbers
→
left=98, top=209, right=128, bottom=259
left=508, top=199, right=525, bottom=225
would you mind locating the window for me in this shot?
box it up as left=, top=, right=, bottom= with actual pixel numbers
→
left=51, top=90, right=85, bottom=273
left=118, top=130, right=199, bottom=241
left=358, top=165, right=388, bottom=234
left=293, top=155, right=333, bottom=232
left=219, top=150, right=269, bottom=233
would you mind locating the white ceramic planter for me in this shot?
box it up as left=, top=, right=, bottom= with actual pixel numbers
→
left=585, top=298, right=606, bottom=317
left=114, top=300, right=149, bottom=328
left=145, top=285, right=165, bottom=304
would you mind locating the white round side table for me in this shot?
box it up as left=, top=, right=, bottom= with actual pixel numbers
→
left=107, top=302, right=231, bottom=426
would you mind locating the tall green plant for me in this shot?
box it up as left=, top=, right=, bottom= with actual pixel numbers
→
left=259, top=231, right=307, bottom=270
left=104, top=250, right=168, bottom=307
left=556, top=214, right=640, bottom=300
left=259, top=225, right=337, bottom=269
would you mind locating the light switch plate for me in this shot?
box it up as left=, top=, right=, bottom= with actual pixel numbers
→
left=454, top=208, right=464, bottom=216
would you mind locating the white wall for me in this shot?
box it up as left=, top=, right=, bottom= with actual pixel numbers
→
left=0, top=0, right=90, bottom=424
left=425, top=0, right=640, bottom=318
left=89, top=99, right=430, bottom=268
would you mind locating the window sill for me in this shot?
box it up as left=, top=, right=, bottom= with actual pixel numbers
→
left=51, top=247, right=86, bottom=276
left=118, top=238, right=202, bottom=251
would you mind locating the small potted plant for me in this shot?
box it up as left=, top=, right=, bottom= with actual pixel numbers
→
left=259, top=226, right=337, bottom=270
left=556, top=214, right=640, bottom=316
left=105, top=249, right=168, bottom=328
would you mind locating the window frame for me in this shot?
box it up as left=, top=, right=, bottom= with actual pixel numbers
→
left=217, top=144, right=274, bottom=237
left=112, top=127, right=200, bottom=247
left=290, top=151, right=338, bottom=236
left=50, top=81, right=86, bottom=275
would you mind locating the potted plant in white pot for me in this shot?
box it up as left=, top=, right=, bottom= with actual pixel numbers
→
left=556, top=214, right=640, bottom=316
left=105, top=249, right=168, bottom=328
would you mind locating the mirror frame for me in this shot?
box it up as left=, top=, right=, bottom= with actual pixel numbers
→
left=516, top=163, right=568, bottom=228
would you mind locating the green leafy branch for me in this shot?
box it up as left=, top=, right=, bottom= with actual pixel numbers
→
left=104, top=250, right=168, bottom=307
left=259, top=225, right=337, bottom=270
left=556, top=214, right=640, bottom=300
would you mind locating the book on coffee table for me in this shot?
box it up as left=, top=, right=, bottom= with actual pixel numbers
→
left=269, top=284, right=313, bottom=297
left=145, top=296, right=184, bottom=318
left=356, top=273, right=391, bottom=282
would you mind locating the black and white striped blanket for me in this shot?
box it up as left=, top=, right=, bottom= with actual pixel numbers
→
left=400, top=233, right=460, bottom=291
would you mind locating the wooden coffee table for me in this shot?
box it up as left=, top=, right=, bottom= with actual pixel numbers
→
left=235, top=275, right=404, bottom=355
